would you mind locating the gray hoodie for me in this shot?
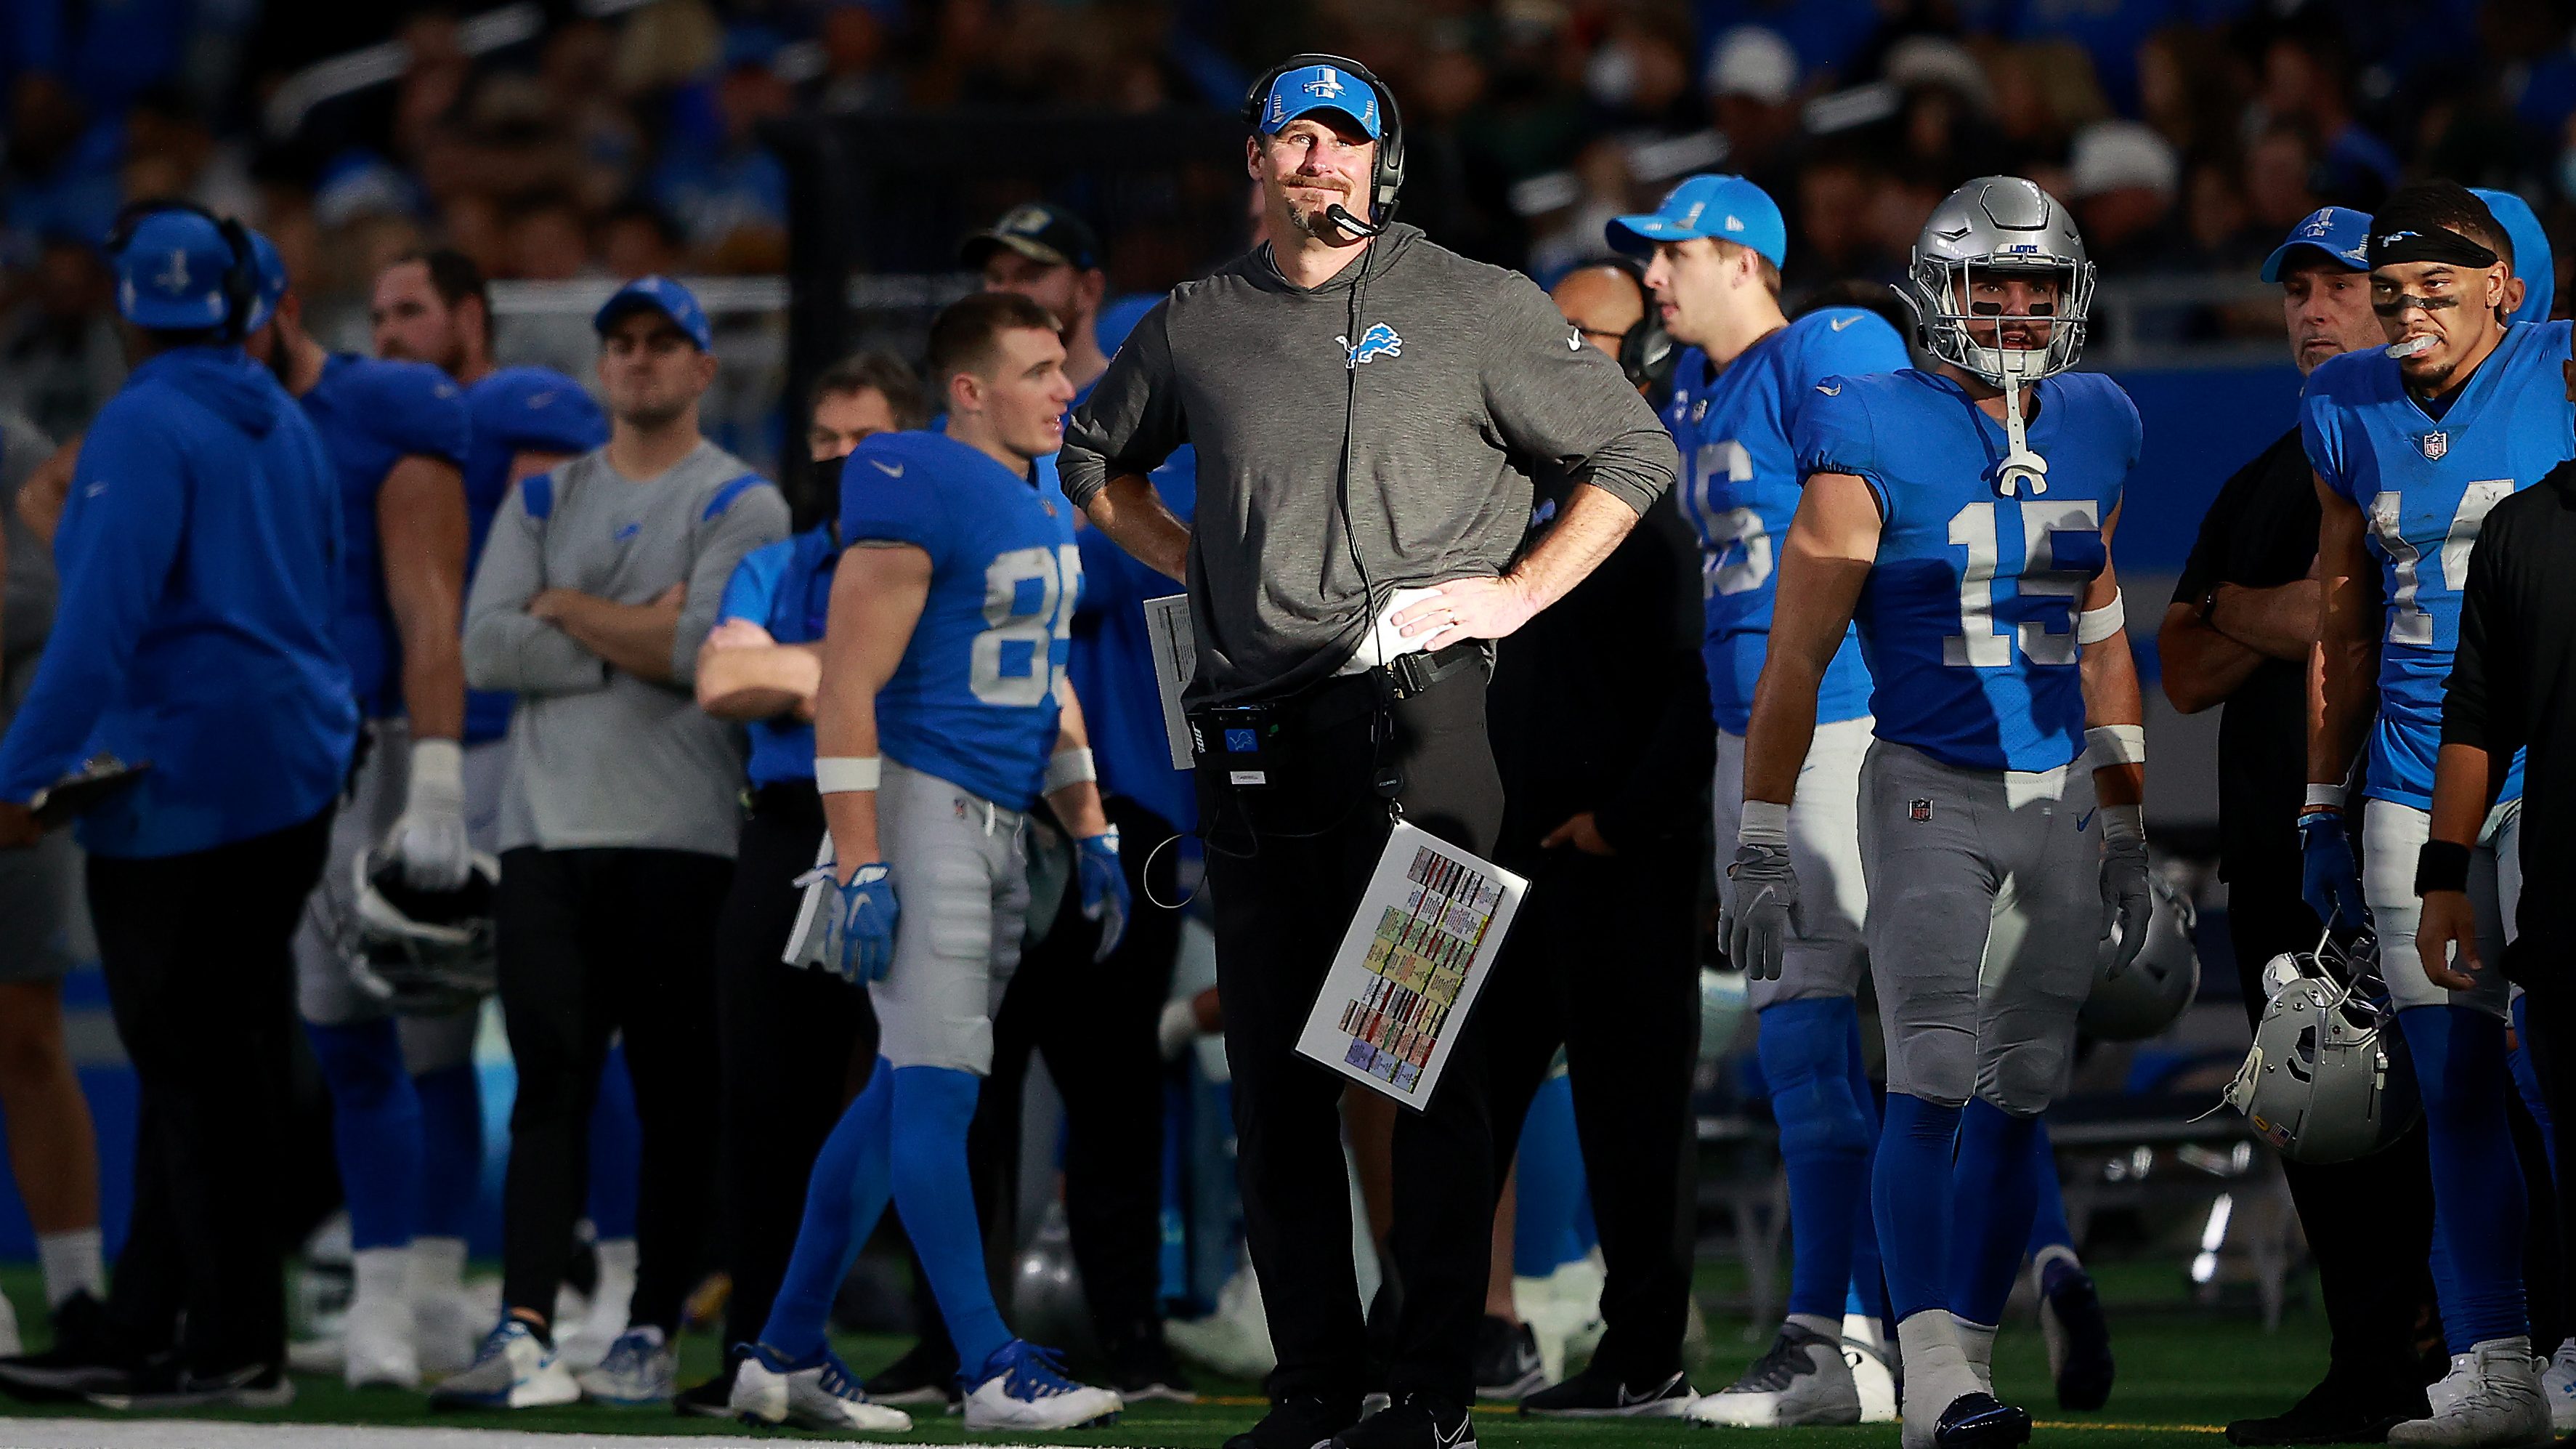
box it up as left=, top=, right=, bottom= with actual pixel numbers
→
left=1059, top=224, right=1677, bottom=704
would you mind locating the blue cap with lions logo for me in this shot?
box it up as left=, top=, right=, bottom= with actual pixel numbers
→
left=1259, top=63, right=1382, bottom=140
left=593, top=275, right=713, bottom=351
left=1607, top=174, right=1787, bottom=269
left=2261, top=206, right=2371, bottom=283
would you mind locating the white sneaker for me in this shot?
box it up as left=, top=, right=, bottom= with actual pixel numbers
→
left=574, top=1325, right=675, bottom=1407
left=2541, top=1341, right=2576, bottom=1434
left=555, top=1240, right=636, bottom=1373
left=0, top=1289, right=19, bottom=1356
left=960, top=1341, right=1122, bottom=1432
left=415, top=1290, right=482, bottom=1379
left=2387, top=1338, right=2550, bottom=1448
left=285, top=1334, right=344, bottom=1375
left=341, top=1291, right=421, bottom=1389
left=732, top=1341, right=915, bottom=1432
left=1688, top=1323, right=1860, bottom=1428
left=2429, top=1354, right=2476, bottom=1419
left=1166, top=1259, right=1276, bottom=1381
left=1845, top=1336, right=1900, bottom=1425
left=426, top=1320, right=580, bottom=1410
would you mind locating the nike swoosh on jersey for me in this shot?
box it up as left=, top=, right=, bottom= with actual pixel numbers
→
left=1815, top=382, right=1842, bottom=395
left=1566, top=334, right=1582, bottom=351
left=2076, top=808, right=2096, bottom=832
left=871, top=459, right=904, bottom=477
left=1831, top=315, right=1859, bottom=331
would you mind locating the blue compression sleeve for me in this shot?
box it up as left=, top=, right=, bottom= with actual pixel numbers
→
left=413, top=1062, right=485, bottom=1240
left=2400, top=1005, right=2529, bottom=1349
left=307, top=1020, right=423, bottom=1252
left=2025, top=1117, right=2075, bottom=1256
left=1874, top=1092, right=1961, bottom=1322
left=586, top=1044, right=641, bottom=1241
left=2511, top=994, right=2558, bottom=1184
left=1949, top=1099, right=2040, bottom=1327
left=1844, top=1011, right=1891, bottom=1328
left=1512, top=1074, right=1591, bottom=1278
left=1762, top=998, right=1876, bottom=1320
left=758, top=1062, right=895, bottom=1360
left=892, top=1065, right=1012, bottom=1374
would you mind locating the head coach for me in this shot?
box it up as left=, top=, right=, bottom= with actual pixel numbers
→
left=1057, top=53, right=1677, bottom=1449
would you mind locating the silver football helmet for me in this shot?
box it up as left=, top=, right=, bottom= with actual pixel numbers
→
left=312, top=848, right=501, bottom=1015
left=2078, top=871, right=2200, bottom=1041
left=1905, top=176, right=2096, bottom=494
left=2221, top=930, right=2421, bottom=1165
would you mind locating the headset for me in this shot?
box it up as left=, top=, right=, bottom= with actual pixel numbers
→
left=1600, top=255, right=1677, bottom=397
left=1240, top=52, right=1406, bottom=233
left=103, top=196, right=262, bottom=342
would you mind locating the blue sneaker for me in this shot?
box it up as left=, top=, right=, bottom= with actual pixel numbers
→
left=731, top=1341, right=914, bottom=1431
left=574, top=1325, right=674, bottom=1407
left=960, top=1341, right=1122, bottom=1431
left=426, top=1320, right=579, bottom=1410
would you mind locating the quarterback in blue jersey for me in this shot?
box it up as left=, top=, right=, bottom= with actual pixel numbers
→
left=2301, top=182, right=2576, bottom=1448
left=1737, top=177, right=2152, bottom=1449
left=735, top=293, right=1127, bottom=1433
left=366, top=248, right=616, bottom=1369
left=1608, top=174, right=1906, bottom=1428
left=251, top=254, right=487, bottom=1392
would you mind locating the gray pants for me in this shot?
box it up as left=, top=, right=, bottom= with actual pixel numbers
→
left=1858, top=740, right=2099, bottom=1116
left=1714, top=716, right=1872, bottom=1009
left=2363, top=798, right=2519, bottom=1017
left=863, top=759, right=1029, bottom=1075
left=291, top=720, right=506, bottom=1073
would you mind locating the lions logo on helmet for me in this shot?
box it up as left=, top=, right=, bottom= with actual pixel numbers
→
left=2078, top=872, right=2200, bottom=1041
left=2221, top=930, right=2422, bottom=1165
left=312, top=849, right=501, bottom=1014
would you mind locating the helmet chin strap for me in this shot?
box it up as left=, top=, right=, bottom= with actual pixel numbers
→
left=1993, top=348, right=2048, bottom=496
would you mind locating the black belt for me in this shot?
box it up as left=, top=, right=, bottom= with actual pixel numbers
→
left=1303, top=642, right=1486, bottom=731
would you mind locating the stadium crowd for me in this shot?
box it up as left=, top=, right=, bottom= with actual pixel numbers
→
left=2, top=7, right=2576, bottom=1449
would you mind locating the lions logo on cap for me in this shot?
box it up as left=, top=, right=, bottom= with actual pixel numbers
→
left=999, top=204, right=1051, bottom=237
left=154, top=249, right=191, bottom=296
left=1305, top=69, right=1345, bottom=98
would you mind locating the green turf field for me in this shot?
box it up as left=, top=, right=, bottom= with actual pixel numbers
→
left=0, top=1260, right=2322, bottom=1446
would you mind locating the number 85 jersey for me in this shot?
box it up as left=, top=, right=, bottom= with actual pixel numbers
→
left=1794, top=368, right=2142, bottom=774
left=840, top=429, right=1081, bottom=812
left=1666, top=307, right=1906, bottom=734
left=2301, top=318, right=2575, bottom=809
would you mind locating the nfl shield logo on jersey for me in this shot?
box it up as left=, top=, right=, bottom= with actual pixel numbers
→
left=2421, top=431, right=2449, bottom=460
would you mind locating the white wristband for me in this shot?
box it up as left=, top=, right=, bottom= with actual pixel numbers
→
left=2084, top=724, right=2146, bottom=768
left=814, top=755, right=880, bottom=794
left=408, top=737, right=463, bottom=794
left=1738, top=800, right=1789, bottom=849
left=1044, top=748, right=1098, bottom=795
left=2075, top=590, right=2126, bottom=645
left=2304, top=783, right=2346, bottom=812
left=2100, top=802, right=2145, bottom=847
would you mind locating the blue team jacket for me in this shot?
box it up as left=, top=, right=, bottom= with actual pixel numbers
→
left=0, top=346, right=357, bottom=857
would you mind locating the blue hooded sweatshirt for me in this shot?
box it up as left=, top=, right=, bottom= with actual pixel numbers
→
left=0, top=345, right=356, bottom=858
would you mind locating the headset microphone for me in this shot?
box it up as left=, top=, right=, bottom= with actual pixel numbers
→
left=1325, top=203, right=1385, bottom=238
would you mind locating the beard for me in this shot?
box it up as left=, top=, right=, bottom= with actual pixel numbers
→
left=613, top=392, right=690, bottom=430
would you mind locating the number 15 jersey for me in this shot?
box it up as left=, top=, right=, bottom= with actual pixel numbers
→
left=1796, top=368, right=2142, bottom=774
left=2301, top=319, right=2575, bottom=809
left=840, top=429, right=1081, bottom=812
left=1666, top=307, right=1906, bottom=733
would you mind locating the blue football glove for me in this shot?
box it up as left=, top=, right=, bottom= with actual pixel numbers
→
left=826, top=863, right=900, bottom=984
left=2298, top=810, right=2368, bottom=932
left=1077, top=827, right=1129, bottom=962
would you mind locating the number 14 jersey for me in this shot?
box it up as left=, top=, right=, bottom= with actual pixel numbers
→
left=840, top=429, right=1081, bottom=811
left=1795, top=368, right=2142, bottom=774
left=2302, top=318, right=2575, bottom=808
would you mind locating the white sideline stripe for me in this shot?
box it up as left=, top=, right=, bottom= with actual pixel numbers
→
left=0, top=1421, right=926, bottom=1449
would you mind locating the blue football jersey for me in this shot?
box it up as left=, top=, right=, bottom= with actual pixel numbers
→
left=461, top=366, right=608, bottom=744
left=1666, top=307, right=1907, bottom=733
left=717, top=525, right=838, bottom=788
left=2301, top=318, right=2576, bottom=808
left=840, top=429, right=1081, bottom=811
left=1795, top=368, right=2142, bottom=773
left=299, top=354, right=471, bottom=719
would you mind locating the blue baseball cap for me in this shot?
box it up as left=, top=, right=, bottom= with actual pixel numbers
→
left=247, top=229, right=288, bottom=332
left=110, top=209, right=249, bottom=331
left=1257, top=63, right=1382, bottom=140
left=2261, top=206, right=2370, bottom=282
left=1607, top=174, right=1787, bottom=269
left=2469, top=187, right=2553, bottom=326
left=593, top=275, right=712, bottom=351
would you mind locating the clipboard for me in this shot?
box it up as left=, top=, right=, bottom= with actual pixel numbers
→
left=31, top=757, right=149, bottom=828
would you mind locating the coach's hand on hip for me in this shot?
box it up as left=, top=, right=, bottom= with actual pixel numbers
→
left=1395, top=574, right=1539, bottom=651
left=0, top=801, right=39, bottom=849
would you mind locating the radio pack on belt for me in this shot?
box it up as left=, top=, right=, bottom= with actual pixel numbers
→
left=1188, top=701, right=1284, bottom=788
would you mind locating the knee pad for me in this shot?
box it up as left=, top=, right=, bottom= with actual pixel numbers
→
left=1980, top=1044, right=2068, bottom=1118
left=305, top=1019, right=411, bottom=1110
left=1760, top=1000, right=1872, bottom=1161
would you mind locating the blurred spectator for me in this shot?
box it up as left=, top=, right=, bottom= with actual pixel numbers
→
left=2068, top=119, right=2184, bottom=269
left=2253, top=26, right=2399, bottom=207
left=0, top=238, right=119, bottom=444
left=806, top=3, right=899, bottom=115
left=601, top=200, right=686, bottom=280
left=649, top=55, right=792, bottom=274
left=1885, top=37, right=2007, bottom=181
left=1789, top=145, right=1894, bottom=282
left=1528, top=137, right=1641, bottom=280
left=2, top=76, right=120, bottom=261
left=506, top=195, right=591, bottom=282
left=1705, top=28, right=1803, bottom=193
left=2136, top=25, right=2246, bottom=164
left=2244, top=123, right=2325, bottom=233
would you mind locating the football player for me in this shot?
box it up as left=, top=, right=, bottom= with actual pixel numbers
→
left=2301, top=181, right=2575, bottom=1447
left=1605, top=173, right=1908, bottom=1428
left=730, top=291, right=1127, bottom=1432
left=1736, top=176, right=2152, bottom=1449
left=368, top=249, right=615, bottom=1371
left=247, top=241, right=478, bottom=1392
